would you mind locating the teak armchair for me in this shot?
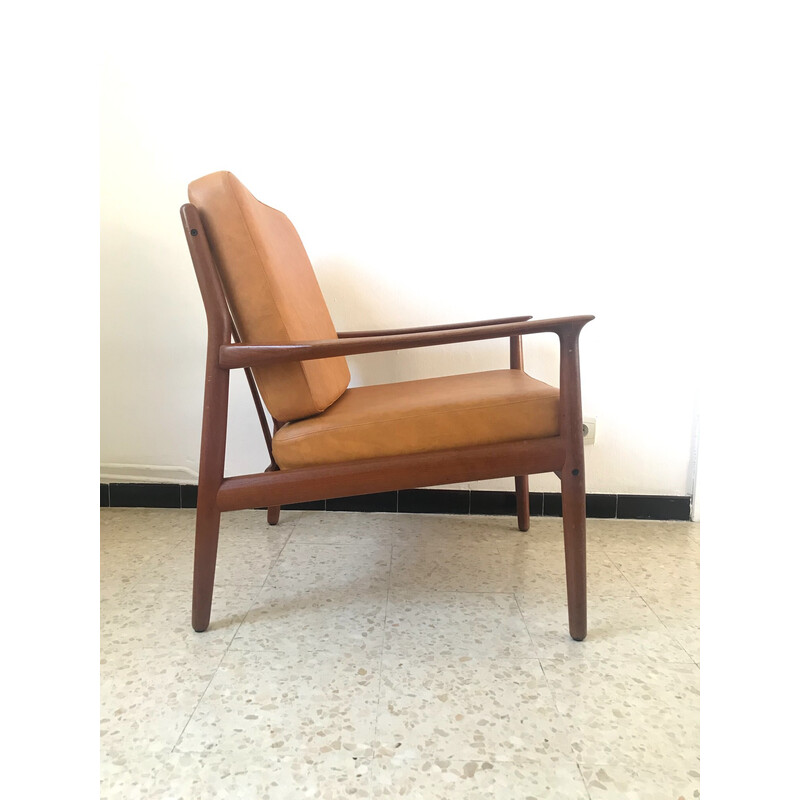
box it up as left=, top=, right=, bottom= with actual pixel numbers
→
left=181, top=171, right=593, bottom=640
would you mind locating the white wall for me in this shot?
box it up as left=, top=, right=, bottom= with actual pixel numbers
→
left=101, top=2, right=702, bottom=497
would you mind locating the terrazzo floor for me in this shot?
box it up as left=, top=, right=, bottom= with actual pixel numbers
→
left=100, top=508, right=700, bottom=799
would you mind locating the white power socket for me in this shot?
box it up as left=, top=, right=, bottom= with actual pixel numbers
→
left=582, top=417, right=597, bottom=445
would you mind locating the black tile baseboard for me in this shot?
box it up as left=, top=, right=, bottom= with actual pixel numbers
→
left=106, top=483, right=181, bottom=509
left=469, top=490, right=545, bottom=517
left=282, top=499, right=326, bottom=511
left=326, top=491, right=398, bottom=513
left=180, top=484, right=198, bottom=509
left=543, top=493, right=618, bottom=519
left=100, top=483, right=693, bottom=521
left=616, top=494, right=692, bottom=521
left=399, top=489, right=470, bottom=515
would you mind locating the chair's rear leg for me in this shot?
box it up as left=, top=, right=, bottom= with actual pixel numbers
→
left=514, top=475, right=530, bottom=532
left=561, top=467, right=587, bottom=641
left=192, top=504, right=221, bottom=632
left=191, top=359, right=229, bottom=633
left=265, top=463, right=281, bottom=525
left=182, top=205, right=233, bottom=634
left=510, top=335, right=531, bottom=533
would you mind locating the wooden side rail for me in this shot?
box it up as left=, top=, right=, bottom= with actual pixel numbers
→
left=216, top=437, right=567, bottom=512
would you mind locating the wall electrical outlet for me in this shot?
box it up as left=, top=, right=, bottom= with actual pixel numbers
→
left=582, top=417, right=597, bottom=445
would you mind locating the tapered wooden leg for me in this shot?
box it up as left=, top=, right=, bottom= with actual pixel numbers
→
left=267, top=506, right=281, bottom=525
left=556, top=321, right=590, bottom=641
left=183, top=205, right=234, bottom=634
left=514, top=475, right=530, bottom=532
left=561, top=468, right=587, bottom=641
left=192, top=503, right=221, bottom=632
left=509, top=335, right=531, bottom=533
left=191, top=359, right=229, bottom=633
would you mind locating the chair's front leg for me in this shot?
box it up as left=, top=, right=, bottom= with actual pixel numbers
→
left=558, top=323, right=589, bottom=641
left=561, top=459, right=587, bottom=641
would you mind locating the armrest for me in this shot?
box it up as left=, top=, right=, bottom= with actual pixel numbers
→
left=218, top=315, right=594, bottom=368
left=337, top=316, right=533, bottom=338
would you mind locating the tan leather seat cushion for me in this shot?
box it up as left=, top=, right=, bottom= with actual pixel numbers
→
left=272, top=369, right=560, bottom=469
left=188, top=171, right=350, bottom=422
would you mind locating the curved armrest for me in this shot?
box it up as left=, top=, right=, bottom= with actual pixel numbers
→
left=218, top=315, right=594, bottom=368
left=337, top=316, right=533, bottom=338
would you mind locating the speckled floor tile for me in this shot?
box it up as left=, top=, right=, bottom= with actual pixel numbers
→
left=389, top=513, right=528, bottom=546
left=100, top=508, right=196, bottom=544
left=100, top=549, right=172, bottom=600
left=99, top=533, right=181, bottom=564
left=383, top=590, right=533, bottom=658
left=219, top=509, right=296, bottom=536
left=100, top=750, right=372, bottom=800
left=101, top=584, right=259, bottom=654
left=100, top=749, right=174, bottom=800
left=608, top=552, right=700, bottom=596
left=121, top=751, right=371, bottom=800
left=501, top=542, right=635, bottom=596
left=135, top=529, right=291, bottom=589
left=376, top=656, right=572, bottom=762
left=640, top=587, right=701, bottom=626
left=100, top=645, right=225, bottom=754
left=286, top=510, right=396, bottom=546
left=369, top=754, right=590, bottom=799
left=174, top=649, right=380, bottom=758
left=230, top=585, right=388, bottom=654
left=581, top=763, right=701, bottom=799
left=665, top=624, right=700, bottom=664
left=389, top=542, right=517, bottom=593
left=99, top=511, right=189, bottom=595
left=637, top=586, right=700, bottom=664
left=266, top=541, right=391, bottom=592
left=102, top=510, right=294, bottom=591
left=541, top=658, right=700, bottom=767
left=100, top=510, right=701, bottom=798
left=516, top=516, right=578, bottom=543
left=588, top=520, right=700, bottom=557
left=517, top=592, right=693, bottom=662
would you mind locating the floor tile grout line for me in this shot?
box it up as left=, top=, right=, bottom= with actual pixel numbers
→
left=636, top=592, right=699, bottom=663
left=576, top=762, right=595, bottom=800
left=512, top=591, right=537, bottom=653
left=599, top=548, right=641, bottom=596
left=256, top=517, right=301, bottom=591
left=169, top=647, right=228, bottom=755
left=537, top=655, right=570, bottom=721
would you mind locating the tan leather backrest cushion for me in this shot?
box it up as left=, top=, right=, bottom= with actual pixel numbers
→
left=188, top=171, right=350, bottom=421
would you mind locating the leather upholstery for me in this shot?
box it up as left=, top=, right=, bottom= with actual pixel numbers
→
left=273, top=369, right=560, bottom=469
left=188, top=171, right=350, bottom=422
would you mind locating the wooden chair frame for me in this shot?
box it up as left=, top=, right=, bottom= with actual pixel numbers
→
left=181, top=203, right=593, bottom=640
